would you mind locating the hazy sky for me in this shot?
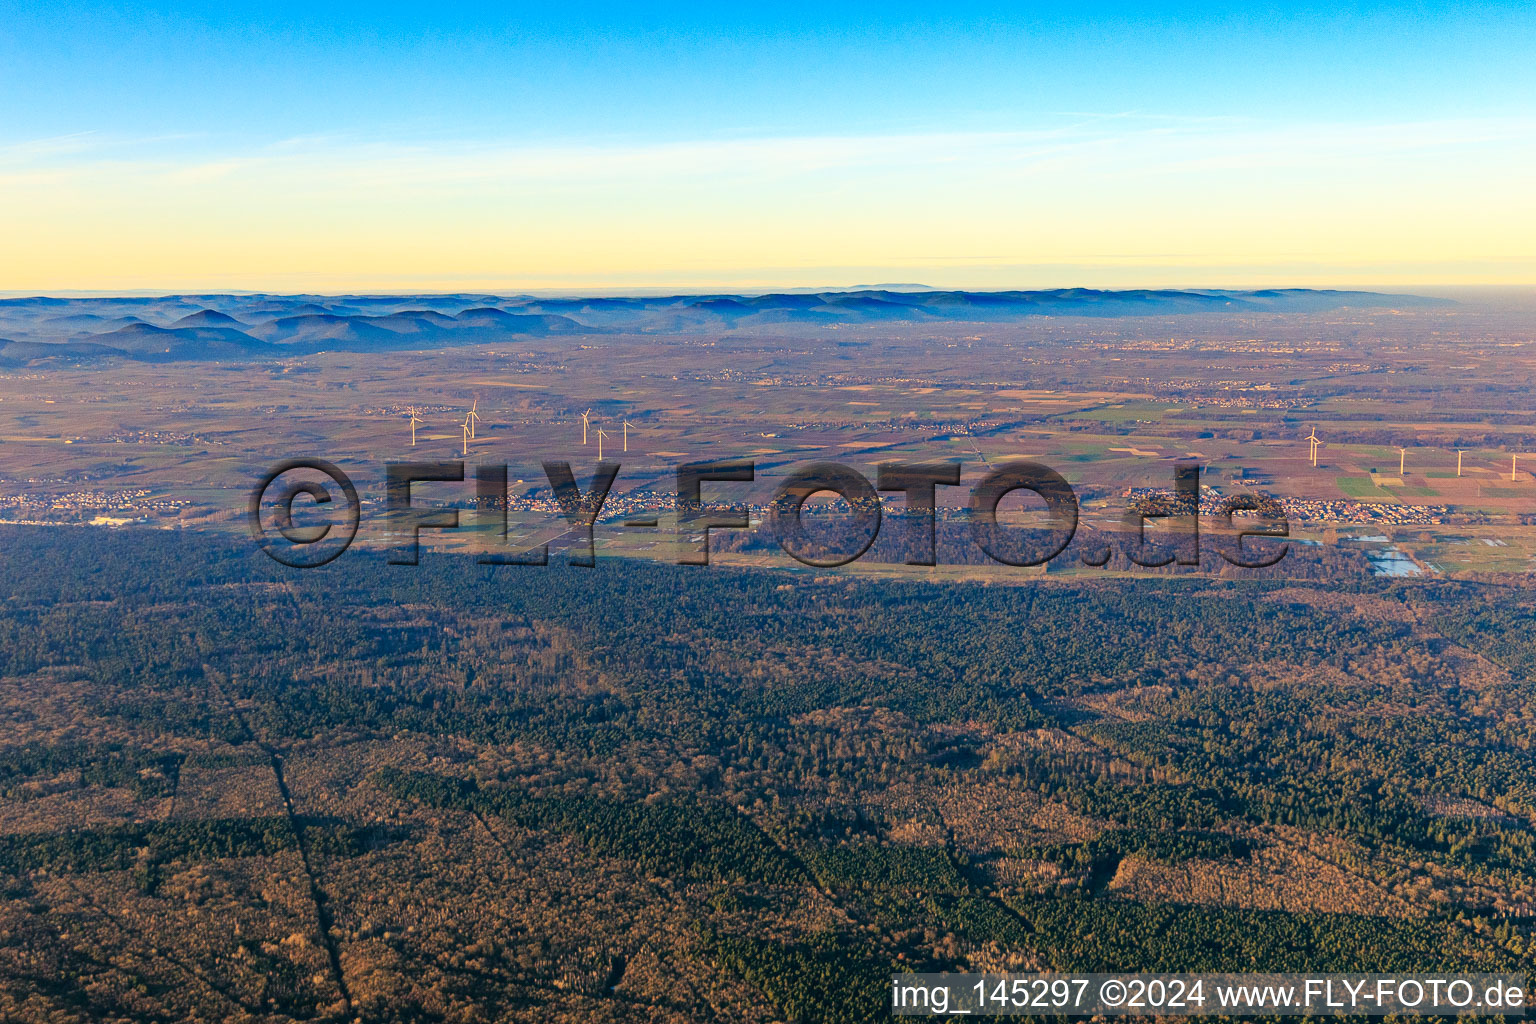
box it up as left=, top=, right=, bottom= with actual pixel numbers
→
left=3, top=2, right=1533, bottom=292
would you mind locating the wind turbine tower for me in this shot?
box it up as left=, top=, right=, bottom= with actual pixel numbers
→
left=408, top=407, right=422, bottom=447
left=597, top=427, right=609, bottom=460
left=461, top=417, right=470, bottom=457
left=1396, top=446, right=1407, bottom=476
left=466, top=398, right=481, bottom=440
left=1457, top=449, right=1467, bottom=477
left=1306, top=429, right=1320, bottom=467
left=581, top=409, right=591, bottom=445
left=623, top=419, right=634, bottom=452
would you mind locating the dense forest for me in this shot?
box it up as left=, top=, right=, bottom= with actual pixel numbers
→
left=1, top=523, right=1534, bottom=1022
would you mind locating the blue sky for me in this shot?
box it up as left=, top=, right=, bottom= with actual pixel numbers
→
left=2, top=2, right=1533, bottom=290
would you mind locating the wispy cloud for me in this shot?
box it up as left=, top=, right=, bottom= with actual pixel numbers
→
left=2, top=114, right=1532, bottom=291
left=4, top=115, right=1531, bottom=194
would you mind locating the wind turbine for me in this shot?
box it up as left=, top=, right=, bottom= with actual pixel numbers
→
left=622, top=419, right=634, bottom=452
left=461, top=416, right=470, bottom=457
left=581, top=409, right=591, bottom=445
left=597, top=427, right=609, bottom=460
left=1457, top=449, right=1467, bottom=477
left=466, top=398, right=481, bottom=440
left=1395, top=446, right=1406, bottom=476
left=1513, top=454, right=1523, bottom=482
left=408, top=407, right=422, bottom=447
left=1306, top=428, right=1320, bottom=467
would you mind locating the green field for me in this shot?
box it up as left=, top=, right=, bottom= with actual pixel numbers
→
left=1336, top=476, right=1392, bottom=499
left=1063, top=402, right=1175, bottom=424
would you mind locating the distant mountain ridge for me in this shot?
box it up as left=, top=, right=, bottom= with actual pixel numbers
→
left=0, top=287, right=1449, bottom=364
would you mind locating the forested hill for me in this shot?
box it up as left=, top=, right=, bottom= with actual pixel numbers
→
left=0, top=287, right=1448, bottom=363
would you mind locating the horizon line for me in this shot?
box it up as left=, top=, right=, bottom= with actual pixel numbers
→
left=4, top=283, right=1531, bottom=301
